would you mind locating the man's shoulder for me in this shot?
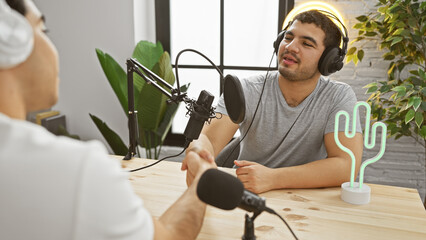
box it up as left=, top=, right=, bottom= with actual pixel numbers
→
left=241, top=71, right=278, bottom=91
left=319, top=77, right=354, bottom=96
left=0, top=113, right=108, bottom=164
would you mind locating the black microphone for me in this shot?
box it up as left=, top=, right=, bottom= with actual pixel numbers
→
left=223, top=74, right=245, bottom=124
left=183, top=90, right=214, bottom=146
left=197, top=169, right=273, bottom=213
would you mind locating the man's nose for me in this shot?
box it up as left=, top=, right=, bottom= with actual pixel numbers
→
left=284, top=40, right=299, bottom=53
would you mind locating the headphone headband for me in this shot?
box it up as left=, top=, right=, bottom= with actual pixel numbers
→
left=315, top=10, right=348, bottom=55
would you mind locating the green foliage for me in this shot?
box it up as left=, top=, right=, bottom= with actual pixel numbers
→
left=93, top=41, right=188, bottom=159
left=89, top=114, right=128, bottom=155
left=347, top=0, right=425, bottom=143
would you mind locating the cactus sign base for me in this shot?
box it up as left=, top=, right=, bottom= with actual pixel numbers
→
left=341, top=182, right=371, bottom=205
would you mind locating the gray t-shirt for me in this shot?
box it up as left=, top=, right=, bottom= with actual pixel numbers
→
left=216, top=71, right=361, bottom=168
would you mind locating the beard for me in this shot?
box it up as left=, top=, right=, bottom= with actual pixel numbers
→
left=278, top=63, right=318, bottom=82
left=278, top=51, right=319, bottom=82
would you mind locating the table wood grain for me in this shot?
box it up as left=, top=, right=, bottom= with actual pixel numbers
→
left=117, top=156, right=426, bottom=240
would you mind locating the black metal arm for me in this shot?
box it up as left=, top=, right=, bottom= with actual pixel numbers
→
left=123, top=58, right=188, bottom=160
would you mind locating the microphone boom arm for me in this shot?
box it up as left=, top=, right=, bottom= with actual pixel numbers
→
left=123, top=58, right=188, bottom=160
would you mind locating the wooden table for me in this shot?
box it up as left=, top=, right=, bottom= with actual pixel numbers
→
left=119, top=157, right=426, bottom=240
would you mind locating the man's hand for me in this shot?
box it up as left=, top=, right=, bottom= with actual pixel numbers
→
left=181, top=148, right=216, bottom=186
left=234, top=160, right=274, bottom=194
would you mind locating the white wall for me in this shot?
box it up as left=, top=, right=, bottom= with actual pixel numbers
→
left=35, top=0, right=155, bottom=152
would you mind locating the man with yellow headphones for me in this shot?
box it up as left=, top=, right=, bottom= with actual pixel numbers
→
left=0, top=0, right=215, bottom=239
left=184, top=10, right=363, bottom=194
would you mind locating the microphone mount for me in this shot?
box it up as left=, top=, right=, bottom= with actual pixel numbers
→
left=243, top=211, right=261, bottom=240
left=123, top=58, right=190, bottom=160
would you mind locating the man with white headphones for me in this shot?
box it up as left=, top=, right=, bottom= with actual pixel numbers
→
left=0, top=0, right=216, bottom=239
left=184, top=10, right=363, bottom=194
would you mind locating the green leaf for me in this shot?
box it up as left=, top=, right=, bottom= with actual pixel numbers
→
left=400, top=29, right=411, bottom=37
left=136, top=52, right=176, bottom=145
left=392, top=86, right=406, bottom=93
left=396, top=21, right=406, bottom=28
left=389, top=5, right=402, bottom=14
left=356, top=15, right=368, bottom=22
left=365, top=32, right=377, bottom=36
left=347, top=47, right=357, bottom=55
left=89, top=114, right=128, bottom=155
left=420, top=126, right=426, bottom=139
left=353, top=54, right=359, bottom=65
left=95, top=49, right=128, bottom=115
left=410, top=70, right=420, bottom=76
left=419, top=69, right=426, bottom=80
left=413, top=96, right=422, bottom=111
left=383, top=53, right=395, bottom=60
left=366, top=86, right=378, bottom=94
left=346, top=54, right=354, bottom=64
left=364, top=82, right=378, bottom=89
left=155, top=84, right=190, bottom=142
left=353, top=23, right=364, bottom=29
left=357, top=50, right=365, bottom=61
left=407, top=18, right=417, bottom=28
left=415, top=111, right=423, bottom=128
left=412, top=35, right=422, bottom=44
left=393, top=28, right=404, bottom=35
left=405, top=109, right=415, bottom=124
left=350, top=36, right=365, bottom=45
left=378, top=6, right=387, bottom=13
left=390, top=36, right=403, bottom=46
left=132, top=41, right=163, bottom=70
left=406, top=96, right=416, bottom=109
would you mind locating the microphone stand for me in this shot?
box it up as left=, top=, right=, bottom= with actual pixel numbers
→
left=242, top=211, right=261, bottom=240
left=123, top=58, right=188, bottom=160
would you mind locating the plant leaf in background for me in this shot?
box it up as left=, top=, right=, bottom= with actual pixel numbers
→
left=92, top=41, right=187, bottom=159
left=89, top=114, right=128, bottom=155
left=136, top=52, right=176, bottom=156
left=95, top=49, right=128, bottom=115
left=346, top=0, right=425, bottom=143
left=133, top=41, right=163, bottom=70
left=155, top=84, right=190, bottom=141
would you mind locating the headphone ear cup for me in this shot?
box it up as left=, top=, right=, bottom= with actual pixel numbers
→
left=273, top=31, right=285, bottom=54
left=0, top=1, right=34, bottom=69
left=318, top=47, right=342, bottom=76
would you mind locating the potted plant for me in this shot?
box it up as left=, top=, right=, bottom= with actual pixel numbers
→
left=346, top=0, right=425, bottom=205
left=91, top=40, right=188, bottom=159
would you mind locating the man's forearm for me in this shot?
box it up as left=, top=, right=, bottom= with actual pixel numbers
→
left=272, top=156, right=358, bottom=189
left=155, top=181, right=206, bottom=240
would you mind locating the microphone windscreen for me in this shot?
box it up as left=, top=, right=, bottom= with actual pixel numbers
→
left=197, top=169, right=244, bottom=210
left=223, top=74, right=245, bottom=124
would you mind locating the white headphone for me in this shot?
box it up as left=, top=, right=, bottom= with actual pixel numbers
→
left=0, top=0, right=33, bottom=69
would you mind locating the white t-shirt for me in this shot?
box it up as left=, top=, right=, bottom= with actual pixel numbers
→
left=0, top=113, right=153, bottom=240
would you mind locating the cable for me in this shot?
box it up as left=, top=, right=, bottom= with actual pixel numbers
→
left=129, top=49, right=222, bottom=172
left=270, top=209, right=299, bottom=240
left=174, top=49, right=224, bottom=95
left=222, top=51, right=276, bottom=167
left=128, top=147, right=187, bottom=172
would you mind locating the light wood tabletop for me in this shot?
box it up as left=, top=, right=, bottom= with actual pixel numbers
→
left=118, top=156, right=426, bottom=240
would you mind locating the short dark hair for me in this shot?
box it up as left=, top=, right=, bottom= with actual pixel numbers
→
left=6, top=0, right=27, bottom=16
left=292, top=10, right=341, bottom=49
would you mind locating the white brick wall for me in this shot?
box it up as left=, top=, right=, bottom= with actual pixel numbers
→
left=295, top=0, right=425, bottom=201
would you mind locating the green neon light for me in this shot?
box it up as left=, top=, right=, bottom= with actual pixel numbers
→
left=334, top=101, right=387, bottom=189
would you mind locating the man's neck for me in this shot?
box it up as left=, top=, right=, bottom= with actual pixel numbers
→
left=278, top=74, right=321, bottom=107
left=0, top=74, right=27, bottom=120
